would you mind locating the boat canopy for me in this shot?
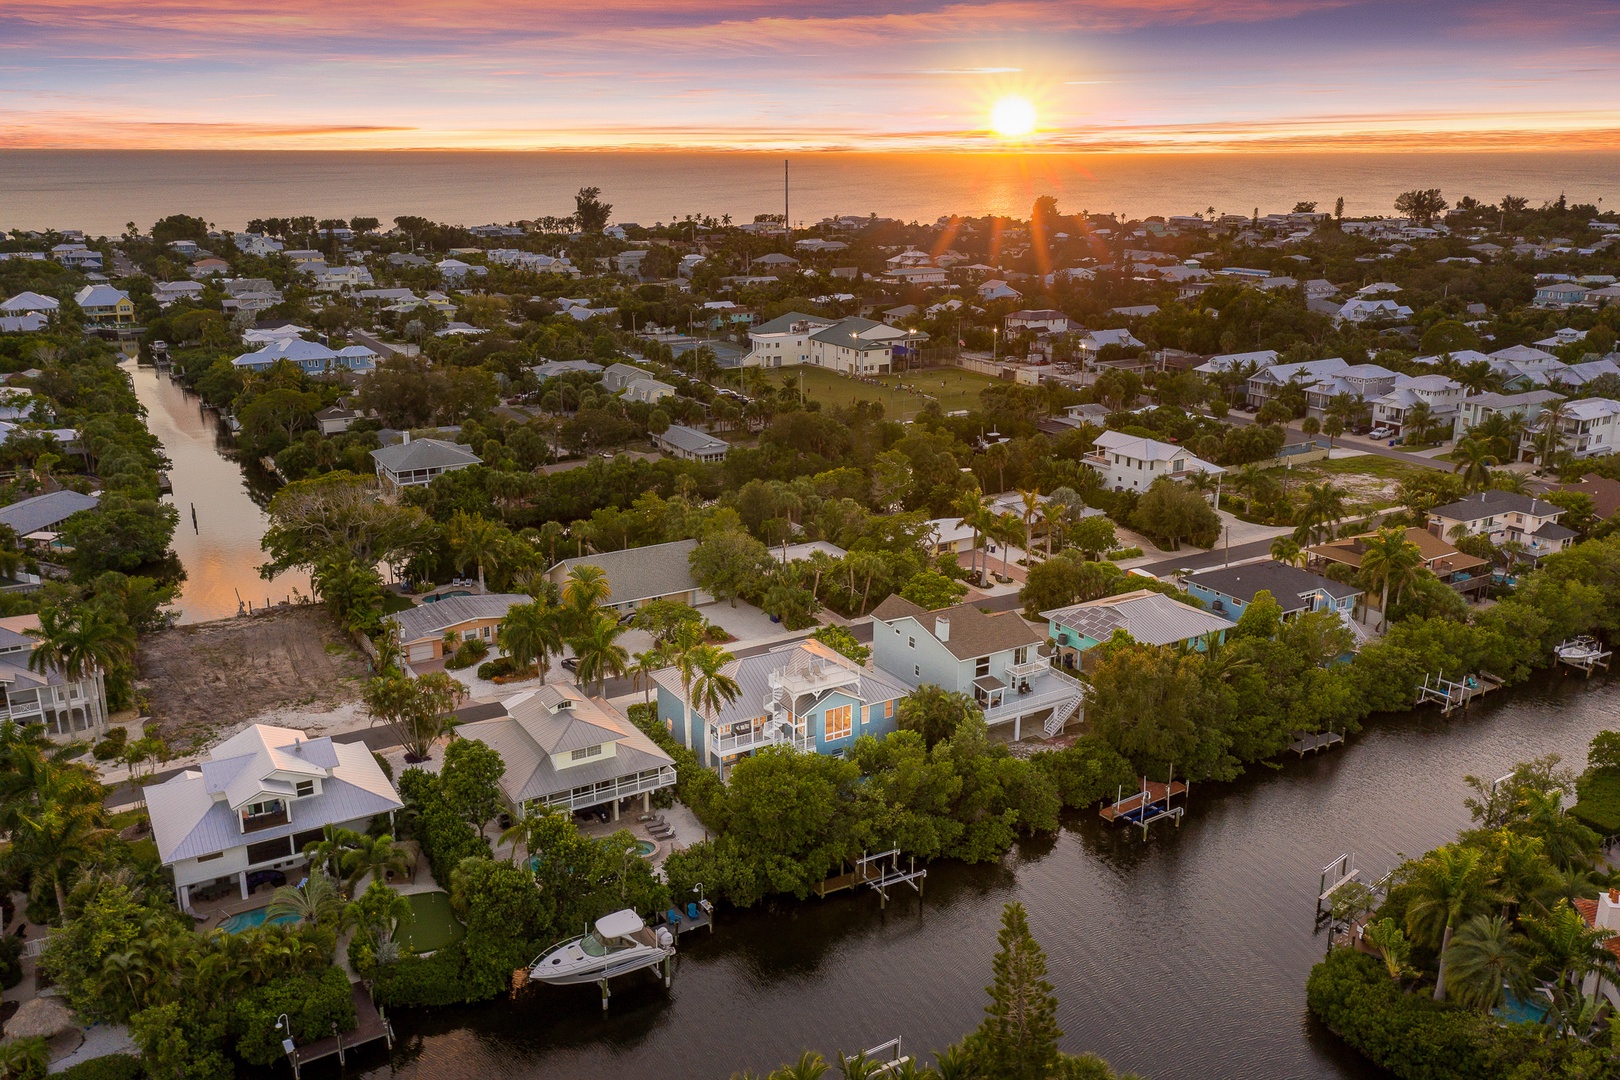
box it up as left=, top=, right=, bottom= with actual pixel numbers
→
left=595, top=909, right=645, bottom=939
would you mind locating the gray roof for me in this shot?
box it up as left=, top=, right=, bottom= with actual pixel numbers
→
left=1188, top=561, right=1361, bottom=613
left=1430, top=489, right=1565, bottom=522
left=652, top=639, right=911, bottom=729
left=751, top=311, right=834, bottom=336
left=0, top=489, right=98, bottom=535
left=549, top=539, right=699, bottom=605
left=810, top=317, right=902, bottom=351
left=387, top=593, right=528, bottom=644
left=144, top=725, right=402, bottom=864
left=658, top=425, right=728, bottom=454
left=870, top=595, right=1041, bottom=660
left=456, top=686, right=674, bottom=806
left=531, top=359, right=604, bottom=379
left=1044, top=589, right=1233, bottom=647
left=370, top=437, right=481, bottom=473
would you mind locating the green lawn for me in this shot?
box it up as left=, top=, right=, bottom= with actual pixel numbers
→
left=780, top=365, right=1002, bottom=420
left=395, top=890, right=465, bottom=954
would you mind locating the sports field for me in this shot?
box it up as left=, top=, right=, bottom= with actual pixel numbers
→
left=778, top=365, right=1003, bottom=420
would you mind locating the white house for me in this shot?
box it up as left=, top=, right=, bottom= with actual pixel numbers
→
left=655, top=424, right=729, bottom=462
left=977, top=280, right=1022, bottom=301
left=145, top=725, right=403, bottom=909
left=1004, top=310, right=1071, bottom=335
left=1370, top=374, right=1465, bottom=436
left=808, top=317, right=911, bottom=375
left=1302, top=364, right=1401, bottom=417
left=1245, top=357, right=1351, bottom=410
left=0, top=613, right=110, bottom=742
left=1521, top=397, right=1620, bottom=461
left=744, top=311, right=837, bottom=367
left=1337, top=298, right=1414, bottom=323
left=1, top=292, right=60, bottom=315
left=1428, top=490, right=1574, bottom=561
left=370, top=435, right=482, bottom=490
left=1082, top=430, right=1223, bottom=492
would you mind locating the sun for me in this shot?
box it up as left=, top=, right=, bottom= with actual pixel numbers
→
left=990, top=96, right=1037, bottom=138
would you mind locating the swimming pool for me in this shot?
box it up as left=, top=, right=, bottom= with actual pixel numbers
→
left=219, top=906, right=298, bottom=934
left=1494, top=989, right=1550, bottom=1025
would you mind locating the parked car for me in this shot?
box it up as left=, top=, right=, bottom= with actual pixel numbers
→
left=561, top=656, right=579, bottom=673
left=1368, top=426, right=1394, bottom=439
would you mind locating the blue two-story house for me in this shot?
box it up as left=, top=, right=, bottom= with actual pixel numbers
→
left=653, top=639, right=910, bottom=778
left=231, top=337, right=378, bottom=376
left=870, top=596, right=1085, bottom=741
left=1183, top=561, right=1362, bottom=622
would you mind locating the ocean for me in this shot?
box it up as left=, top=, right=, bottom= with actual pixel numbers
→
left=3, top=150, right=1620, bottom=236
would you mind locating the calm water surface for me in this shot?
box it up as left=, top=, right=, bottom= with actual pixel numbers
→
left=121, top=359, right=309, bottom=623
left=7, top=150, right=1620, bottom=235
left=355, top=677, right=1620, bottom=1080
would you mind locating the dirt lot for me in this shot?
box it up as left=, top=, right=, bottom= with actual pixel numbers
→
left=137, top=605, right=369, bottom=751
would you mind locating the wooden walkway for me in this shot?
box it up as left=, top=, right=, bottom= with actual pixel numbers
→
left=289, top=985, right=393, bottom=1078
left=814, top=861, right=883, bottom=898
left=1099, top=780, right=1188, bottom=823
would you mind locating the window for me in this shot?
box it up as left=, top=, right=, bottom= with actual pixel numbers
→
left=197, top=851, right=224, bottom=863
left=571, top=743, right=604, bottom=762
left=914, top=665, right=921, bottom=678
left=824, top=705, right=853, bottom=740
left=244, top=799, right=283, bottom=819
left=295, top=780, right=314, bottom=798
left=975, top=657, right=990, bottom=678
left=885, top=699, right=894, bottom=719
left=1014, top=646, right=1029, bottom=665
left=908, top=636, right=915, bottom=649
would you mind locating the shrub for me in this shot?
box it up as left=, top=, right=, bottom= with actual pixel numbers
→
left=53, top=1055, right=143, bottom=1080
left=229, top=967, right=356, bottom=1066
left=476, top=656, right=517, bottom=680
left=0, top=932, right=21, bottom=990
left=371, top=947, right=471, bottom=1008
left=92, top=728, right=129, bottom=761
left=1105, top=547, right=1144, bottom=560
left=444, top=638, right=489, bottom=670
left=397, top=769, right=490, bottom=886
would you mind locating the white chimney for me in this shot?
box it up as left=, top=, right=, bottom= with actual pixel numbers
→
left=402, top=431, right=411, bottom=444
left=935, top=616, right=950, bottom=642
left=1599, top=889, right=1620, bottom=933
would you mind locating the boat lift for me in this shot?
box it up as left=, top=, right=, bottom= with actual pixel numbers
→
left=1415, top=671, right=1502, bottom=715
left=852, top=1038, right=912, bottom=1076
left=1099, top=767, right=1188, bottom=840
left=1315, top=852, right=1361, bottom=923
left=1555, top=636, right=1612, bottom=676
left=855, top=849, right=927, bottom=908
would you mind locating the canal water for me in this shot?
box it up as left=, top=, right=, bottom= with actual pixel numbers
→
left=121, top=359, right=310, bottom=623
left=367, top=676, right=1620, bottom=1080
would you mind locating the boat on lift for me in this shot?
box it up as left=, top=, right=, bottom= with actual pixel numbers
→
left=528, top=909, right=675, bottom=987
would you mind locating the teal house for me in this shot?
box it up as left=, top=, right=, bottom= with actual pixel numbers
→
left=1043, top=589, right=1233, bottom=670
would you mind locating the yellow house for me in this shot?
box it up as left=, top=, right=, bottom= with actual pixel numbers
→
left=73, top=285, right=135, bottom=325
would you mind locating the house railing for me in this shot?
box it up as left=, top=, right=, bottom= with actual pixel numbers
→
left=983, top=671, right=1086, bottom=726
left=1004, top=658, right=1049, bottom=681
left=709, top=721, right=810, bottom=757
left=533, top=767, right=677, bottom=813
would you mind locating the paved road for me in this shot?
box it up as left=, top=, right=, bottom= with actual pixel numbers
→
left=1225, top=412, right=1451, bottom=473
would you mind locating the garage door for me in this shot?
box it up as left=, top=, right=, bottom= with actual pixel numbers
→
left=408, top=643, right=435, bottom=663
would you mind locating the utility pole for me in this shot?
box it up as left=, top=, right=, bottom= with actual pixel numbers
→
left=784, top=159, right=791, bottom=249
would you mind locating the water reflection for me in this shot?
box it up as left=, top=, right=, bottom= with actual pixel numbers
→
left=121, top=359, right=309, bottom=623
left=363, top=676, right=1615, bottom=1080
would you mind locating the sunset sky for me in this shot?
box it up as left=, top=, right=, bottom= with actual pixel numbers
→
left=3, top=0, right=1619, bottom=151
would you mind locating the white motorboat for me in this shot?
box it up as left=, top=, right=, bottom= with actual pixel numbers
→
left=529, top=909, right=675, bottom=987
left=1556, top=636, right=1606, bottom=663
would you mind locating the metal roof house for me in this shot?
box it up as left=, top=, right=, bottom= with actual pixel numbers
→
left=0, top=613, right=109, bottom=741
left=144, top=724, right=403, bottom=909
left=0, top=489, right=99, bottom=537
left=230, top=336, right=378, bottom=375
left=386, top=593, right=530, bottom=666
left=370, top=435, right=481, bottom=491
left=1428, top=490, right=1574, bottom=562
left=456, top=684, right=675, bottom=817
left=654, top=424, right=729, bottom=462
left=653, top=639, right=911, bottom=775
left=871, top=595, right=1085, bottom=740
left=544, top=539, right=710, bottom=614
left=1043, top=589, right=1233, bottom=669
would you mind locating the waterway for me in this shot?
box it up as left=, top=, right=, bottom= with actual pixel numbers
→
left=364, top=675, right=1619, bottom=1080
left=121, top=358, right=310, bottom=623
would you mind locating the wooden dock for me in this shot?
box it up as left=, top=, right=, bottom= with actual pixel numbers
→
left=813, top=850, right=927, bottom=906
left=289, top=984, right=393, bottom=1078
left=1415, top=671, right=1503, bottom=715
left=1288, top=731, right=1344, bottom=757
left=814, top=859, right=884, bottom=898
left=1098, top=779, right=1188, bottom=823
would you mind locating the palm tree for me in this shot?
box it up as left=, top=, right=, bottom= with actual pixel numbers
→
left=1269, top=537, right=1304, bottom=567
left=631, top=648, right=665, bottom=704
left=497, top=601, right=562, bottom=681
left=688, top=644, right=741, bottom=747
left=1362, top=918, right=1413, bottom=982
left=446, top=510, right=505, bottom=593
left=1358, top=527, right=1423, bottom=631
left=1403, top=400, right=1437, bottom=445
left=1534, top=400, right=1569, bottom=468
left=266, top=870, right=344, bottom=928
left=953, top=490, right=990, bottom=585
left=571, top=610, right=629, bottom=695
left=340, top=833, right=410, bottom=890
left=1442, top=914, right=1531, bottom=1011
left=848, top=550, right=887, bottom=615
left=992, top=511, right=1022, bottom=579
left=27, top=604, right=133, bottom=683
left=1018, top=489, right=1043, bottom=563
left=11, top=791, right=110, bottom=922
left=1490, top=468, right=1530, bottom=495
left=1404, top=845, right=1493, bottom=1000
left=1452, top=438, right=1498, bottom=492
left=562, top=563, right=612, bottom=614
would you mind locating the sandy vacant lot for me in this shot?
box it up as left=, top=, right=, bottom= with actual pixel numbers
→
left=137, top=605, right=369, bottom=751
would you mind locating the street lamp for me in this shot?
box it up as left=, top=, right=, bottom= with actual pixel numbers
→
left=275, top=1013, right=294, bottom=1058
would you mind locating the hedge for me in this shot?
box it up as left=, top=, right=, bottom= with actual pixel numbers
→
left=1570, top=768, right=1620, bottom=836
